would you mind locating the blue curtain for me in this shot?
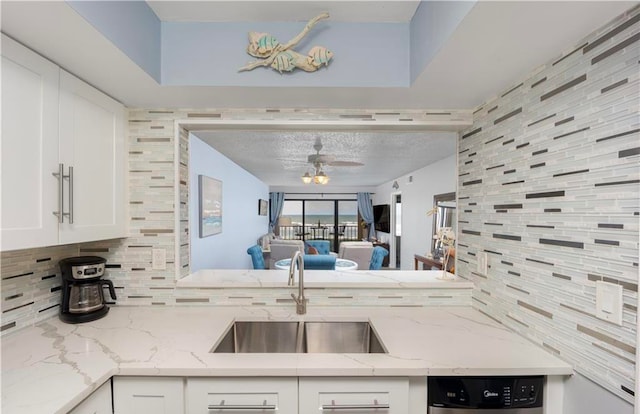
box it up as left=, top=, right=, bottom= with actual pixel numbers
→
left=357, top=192, right=375, bottom=240
left=269, top=192, right=286, bottom=233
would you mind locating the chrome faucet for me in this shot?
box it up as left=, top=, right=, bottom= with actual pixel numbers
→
left=288, top=250, right=306, bottom=315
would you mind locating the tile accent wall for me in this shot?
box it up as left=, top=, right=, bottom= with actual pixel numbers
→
left=457, top=7, right=639, bottom=403
left=163, top=286, right=472, bottom=308
left=1, top=244, right=80, bottom=333
left=179, top=125, right=190, bottom=278
left=1, top=108, right=470, bottom=336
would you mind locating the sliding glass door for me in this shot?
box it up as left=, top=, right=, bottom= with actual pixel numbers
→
left=278, top=200, right=302, bottom=239
left=304, top=200, right=334, bottom=241
left=279, top=199, right=359, bottom=252
left=337, top=200, right=358, bottom=247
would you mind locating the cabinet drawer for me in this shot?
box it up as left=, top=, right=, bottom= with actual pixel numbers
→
left=299, top=377, right=409, bottom=414
left=186, top=377, right=298, bottom=414
left=113, top=376, right=184, bottom=414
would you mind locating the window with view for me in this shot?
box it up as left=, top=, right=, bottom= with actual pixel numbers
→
left=279, top=199, right=360, bottom=252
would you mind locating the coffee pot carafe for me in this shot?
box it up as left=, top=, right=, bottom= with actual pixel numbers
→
left=58, top=256, right=117, bottom=323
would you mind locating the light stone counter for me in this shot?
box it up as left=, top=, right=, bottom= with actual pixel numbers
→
left=178, top=269, right=471, bottom=288
left=1, top=305, right=572, bottom=414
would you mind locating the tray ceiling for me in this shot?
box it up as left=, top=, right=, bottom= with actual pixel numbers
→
left=146, top=0, right=421, bottom=23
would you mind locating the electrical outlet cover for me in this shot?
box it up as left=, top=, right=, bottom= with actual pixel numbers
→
left=595, top=281, right=623, bottom=325
left=152, top=248, right=166, bottom=270
left=477, top=252, right=488, bottom=275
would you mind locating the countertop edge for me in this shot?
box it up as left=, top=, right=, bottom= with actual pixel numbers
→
left=177, top=269, right=473, bottom=289
left=3, top=306, right=574, bottom=414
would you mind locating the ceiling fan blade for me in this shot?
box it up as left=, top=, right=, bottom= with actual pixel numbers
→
left=276, top=158, right=307, bottom=164
left=327, top=160, right=364, bottom=167
left=308, top=153, right=336, bottom=164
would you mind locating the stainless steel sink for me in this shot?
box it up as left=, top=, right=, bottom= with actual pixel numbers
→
left=211, top=321, right=386, bottom=354
left=304, top=322, right=386, bottom=353
left=213, top=321, right=300, bottom=353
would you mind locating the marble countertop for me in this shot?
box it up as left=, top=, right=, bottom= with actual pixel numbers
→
left=1, top=306, right=572, bottom=414
left=178, top=269, right=472, bottom=288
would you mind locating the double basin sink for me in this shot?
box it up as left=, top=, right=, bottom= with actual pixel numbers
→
left=212, top=321, right=386, bottom=354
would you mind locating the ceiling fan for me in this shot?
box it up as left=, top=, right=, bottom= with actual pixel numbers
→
left=300, top=139, right=364, bottom=184
left=305, top=139, right=364, bottom=168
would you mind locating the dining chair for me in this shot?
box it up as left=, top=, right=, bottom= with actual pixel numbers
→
left=369, top=246, right=389, bottom=270
left=304, top=255, right=336, bottom=270
left=269, top=240, right=304, bottom=268
left=305, top=240, right=331, bottom=255
left=339, top=242, right=374, bottom=270
left=246, top=245, right=265, bottom=269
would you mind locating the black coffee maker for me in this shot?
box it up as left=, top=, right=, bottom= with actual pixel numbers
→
left=59, top=256, right=117, bottom=323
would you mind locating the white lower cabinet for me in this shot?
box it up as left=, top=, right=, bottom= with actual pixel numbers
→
left=113, top=376, right=184, bottom=414
left=186, top=377, right=298, bottom=414
left=111, top=376, right=422, bottom=414
left=69, top=380, right=112, bottom=414
left=299, top=377, right=410, bottom=414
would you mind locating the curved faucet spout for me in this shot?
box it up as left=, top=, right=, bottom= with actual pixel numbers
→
left=288, top=251, right=306, bottom=315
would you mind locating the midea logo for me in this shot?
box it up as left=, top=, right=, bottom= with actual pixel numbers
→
left=484, top=390, right=499, bottom=398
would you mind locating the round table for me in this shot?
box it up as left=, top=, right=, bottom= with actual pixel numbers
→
left=274, top=257, right=358, bottom=271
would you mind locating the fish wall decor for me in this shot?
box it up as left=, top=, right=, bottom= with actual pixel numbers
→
left=239, top=13, right=333, bottom=74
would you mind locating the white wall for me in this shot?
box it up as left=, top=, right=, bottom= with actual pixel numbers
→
left=189, top=134, right=269, bottom=270
left=374, top=154, right=457, bottom=269
left=563, top=373, right=633, bottom=414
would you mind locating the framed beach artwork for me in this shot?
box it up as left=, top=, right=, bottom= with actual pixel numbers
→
left=258, top=199, right=268, bottom=216
left=199, top=175, right=222, bottom=237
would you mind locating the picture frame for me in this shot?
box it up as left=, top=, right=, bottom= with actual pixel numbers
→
left=258, top=199, right=268, bottom=216
left=199, top=175, right=222, bottom=237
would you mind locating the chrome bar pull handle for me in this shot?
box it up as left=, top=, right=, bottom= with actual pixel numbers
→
left=52, top=163, right=64, bottom=223
left=206, top=405, right=276, bottom=411
left=321, top=399, right=390, bottom=410
left=208, top=398, right=275, bottom=410
left=65, top=166, right=74, bottom=224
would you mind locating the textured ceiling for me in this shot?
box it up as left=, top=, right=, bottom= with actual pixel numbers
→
left=192, top=129, right=457, bottom=186
left=1, top=1, right=633, bottom=109
left=146, top=0, right=421, bottom=23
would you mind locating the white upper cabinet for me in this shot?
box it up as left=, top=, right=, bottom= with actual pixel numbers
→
left=58, top=70, right=126, bottom=244
left=1, top=35, right=127, bottom=251
left=1, top=35, right=60, bottom=251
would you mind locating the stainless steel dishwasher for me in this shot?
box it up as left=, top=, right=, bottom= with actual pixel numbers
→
left=428, top=376, right=544, bottom=414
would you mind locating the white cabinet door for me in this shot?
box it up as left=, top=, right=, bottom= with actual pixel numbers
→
left=58, top=70, right=126, bottom=244
left=113, top=376, right=184, bottom=414
left=186, top=377, right=298, bottom=414
left=299, top=377, right=409, bottom=414
left=1, top=34, right=60, bottom=251
left=70, top=380, right=112, bottom=414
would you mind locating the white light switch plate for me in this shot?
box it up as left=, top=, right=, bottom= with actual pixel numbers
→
left=152, top=248, right=166, bottom=270
left=595, top=281, right=623, bottom=325
left=477, top=252, right=488, bottom=275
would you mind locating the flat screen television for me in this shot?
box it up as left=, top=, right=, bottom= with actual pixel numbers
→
left=373, top=204, right=391, bottom=233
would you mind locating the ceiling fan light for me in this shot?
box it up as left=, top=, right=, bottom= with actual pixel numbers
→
left=314, top=171, right=329, bottom=185
left=301, top=172, right=313, bottom=184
